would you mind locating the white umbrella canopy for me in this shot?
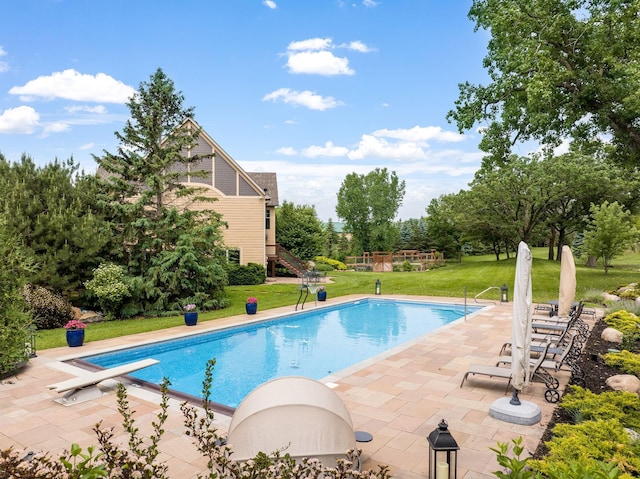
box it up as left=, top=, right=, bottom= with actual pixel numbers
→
left=558, top=245, right=577, bottom=318
left=512, top=241, right=533, bottom=392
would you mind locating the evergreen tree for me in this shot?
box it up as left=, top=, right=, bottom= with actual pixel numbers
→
left=95, top=68, right=227, bottom=313
left=323, top=218, right=340, bottom=258
left=0, top=154, right=109, bottom=295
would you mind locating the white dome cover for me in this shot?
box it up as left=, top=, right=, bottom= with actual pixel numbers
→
left=227, top=376, right=356, bottom=465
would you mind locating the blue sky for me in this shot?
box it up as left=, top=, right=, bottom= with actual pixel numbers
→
left=0, top=0, right=490, bottom=221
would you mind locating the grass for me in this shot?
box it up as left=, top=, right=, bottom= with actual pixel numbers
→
left=36, top=247, right=640, bottom=350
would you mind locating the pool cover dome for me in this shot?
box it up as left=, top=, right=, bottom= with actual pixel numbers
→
left=227, top=376, right=356, bottom=466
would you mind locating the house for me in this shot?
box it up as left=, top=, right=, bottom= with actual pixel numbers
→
left=98, top=118, right=279, bottom=270
left=170, top=119, right=279, bottom=268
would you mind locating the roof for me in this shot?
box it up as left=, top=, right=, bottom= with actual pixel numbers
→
left=247, top=172, right=279, bottom=206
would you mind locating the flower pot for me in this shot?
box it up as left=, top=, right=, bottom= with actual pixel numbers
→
left=245, top=302, right=258, bottom=315
left=66, top=329, right=85, bottom=347
left=317, top=291, right=327, bottom=301
left=184, top=312, right=198, bottom=326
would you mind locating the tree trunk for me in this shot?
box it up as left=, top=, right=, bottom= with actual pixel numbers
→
left=586, top=255, right=597, bottom=268
left=555, top=227, right=566, bottom=262
left=548, top=229, right=556, bottom=260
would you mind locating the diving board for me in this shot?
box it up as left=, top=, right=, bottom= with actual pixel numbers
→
left=47, top=358, right=159, bottom=406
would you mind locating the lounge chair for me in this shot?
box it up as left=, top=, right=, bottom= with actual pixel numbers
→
left=460, top=342, right=561, bottom=402
left=47, top=358, right=159, bottom=406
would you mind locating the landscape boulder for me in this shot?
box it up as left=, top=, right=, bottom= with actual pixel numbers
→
left=606, top=374, right=640, bottom=394
left=601, top=327, right=624, bottom=344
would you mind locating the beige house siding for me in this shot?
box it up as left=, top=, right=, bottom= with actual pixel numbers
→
left=189, top=193, right=266, bottom=266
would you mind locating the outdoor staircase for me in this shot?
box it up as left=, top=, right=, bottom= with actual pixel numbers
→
left=267, top=244, right=306, bottom=277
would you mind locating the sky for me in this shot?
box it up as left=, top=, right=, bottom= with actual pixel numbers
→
left=0, top=0, right=492, bottom=222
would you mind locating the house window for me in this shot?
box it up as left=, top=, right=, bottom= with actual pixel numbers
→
left=226, top=249, right=240, bottom=264
left=265, top=208, right=271, bottom=230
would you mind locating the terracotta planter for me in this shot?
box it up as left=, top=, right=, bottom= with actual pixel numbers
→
left=66, top=329, right=85, bottom=347
left=184, top=312, right=198, bottom=326
left=245, top=302, right=258, bottom=315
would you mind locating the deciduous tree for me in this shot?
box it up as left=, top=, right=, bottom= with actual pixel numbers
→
left=336, top=168, right=405, bottom=253
left=276, top=201, right=324, bottom=261
left=583, top=201, right=638, bottom=274
left=448, top=0, right=640, bottom=167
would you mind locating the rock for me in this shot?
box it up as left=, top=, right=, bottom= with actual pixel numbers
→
left=625, top=428, right=640, bottom=442
left=80, top=311, right=104, bottom=323
left=606, top=374, right=640, bottom=393
left=603, top=293, right=620, bottom=302
left=72, top=307, right=83, bottom=320
left=601, top=327, right=624, bottom=343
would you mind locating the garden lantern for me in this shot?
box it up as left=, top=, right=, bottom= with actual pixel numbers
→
left=500, top=284, right=509, bottom=303
left=427, top=419, right=459, bottom=479
left=375, top=279, right=381, bottom=295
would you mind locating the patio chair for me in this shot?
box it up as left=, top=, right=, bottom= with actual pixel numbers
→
left=496, top=333, right=581, bottom=385
left=460, top=342, right=561, bottom=402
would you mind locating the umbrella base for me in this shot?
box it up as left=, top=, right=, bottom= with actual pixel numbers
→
left=489, top=397, right=541, bottom=425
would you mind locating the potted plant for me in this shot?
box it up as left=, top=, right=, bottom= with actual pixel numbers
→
left=183, top=304, right=198, bottom=326
left=245, top=297, right=258, bottom=315
left=317, top=286, right=327, bottom=301
left=64, top=319, right=87, bottom=347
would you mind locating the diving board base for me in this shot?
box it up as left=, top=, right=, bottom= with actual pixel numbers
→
left=489, top=397, right=541, bottom=425
left=56, top=384, right=109, bottom=406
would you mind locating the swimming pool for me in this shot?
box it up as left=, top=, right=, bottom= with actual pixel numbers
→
left=84, top=299, right=480, bottom=408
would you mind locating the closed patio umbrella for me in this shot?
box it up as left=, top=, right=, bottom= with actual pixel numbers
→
left=558, top=245, right=576, bottom=318
left=511, top=241, right=533, bottom=404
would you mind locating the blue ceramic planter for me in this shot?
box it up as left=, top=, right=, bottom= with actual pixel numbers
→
left=184, top=312, right=198, bottom=326
left=245, top=302, right=258, bottom=314
left=317, top=291, right=327, bottom=301
left=66, top=329, right=85, bottom=347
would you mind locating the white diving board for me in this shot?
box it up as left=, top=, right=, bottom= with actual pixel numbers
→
left=47, top=358, right=159, bottom=406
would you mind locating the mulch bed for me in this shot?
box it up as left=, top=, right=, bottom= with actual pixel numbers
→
left=533, top=317, right=625, bottom=458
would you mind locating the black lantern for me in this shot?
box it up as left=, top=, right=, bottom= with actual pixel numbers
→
left=375, top=279, right=381, bottom=295
left=500, top=284, right=509, bottom=303
left=427, top=419, right=459, bottom=479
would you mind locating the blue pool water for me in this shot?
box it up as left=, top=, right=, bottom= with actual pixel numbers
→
left=84, top=299, right=478, bottom=408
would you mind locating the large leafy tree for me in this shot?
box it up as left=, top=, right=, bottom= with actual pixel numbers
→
left=276, top=201, right=324, bottom=261
left=336, top=168, right=405, bottom=253
left=0, top=154, right=109, bottom=295
left=448, top=0, right=640, bottom=166
left=95, top=68, right=227, bottom=313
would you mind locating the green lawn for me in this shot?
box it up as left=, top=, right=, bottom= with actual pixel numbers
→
left=36, top=247, right=639, bottom=350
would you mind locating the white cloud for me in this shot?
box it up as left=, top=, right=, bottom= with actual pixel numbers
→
left=276, top=146, right=298, bottom=156
left=348, top=134, right=428, bottom=160
left=0, top=106, right=40, bottom=134
left=362, top=0, right=379, bottom=6
left=344, top=40, right=375, bottom=53
left=373, top=125, right=465, bottom=144
left=42, top=122, right=71, bottom=135
left=79, top=142, right=96, bottom=150
left=9, top=69, right=135, bottom=103
left=65, top=105, right=108, bottom=114
left=262, top=88, right=343, bottom=110
left=263, top=0, right=277, bottom=8
left=284, top=37, right=363, bottom=76
left=286, top=50, right=354, bottom=76
left=287, top=38, right=333, bottom=52
left=0, top=45, right=8, bottom=73
left=301, top=141, right=350, bottom=157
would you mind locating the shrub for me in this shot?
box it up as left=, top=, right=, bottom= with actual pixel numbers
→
left=606, top=300, right=640, bottom=317
left=227, top=262, right=266, bottom=285
left=603, top=310, right=640, bottom=335
left=559, top=386, right=640, bottom=430
left=85, top=263, right=130, bottom=321
left=603, top=350, right=640, bottom=376
left=22, top=284, right=74, bottom=330
left=314, top=256, right=347, bottom=270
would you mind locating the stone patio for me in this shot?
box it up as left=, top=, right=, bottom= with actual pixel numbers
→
left=0, top=295, right=572, bottom=478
